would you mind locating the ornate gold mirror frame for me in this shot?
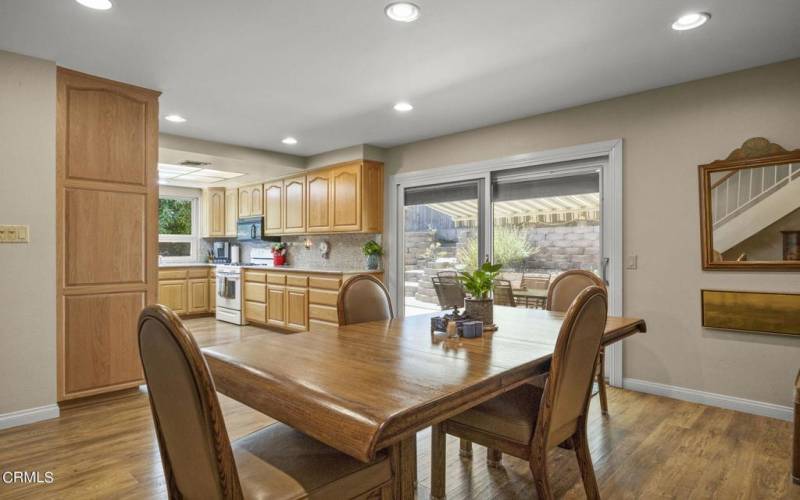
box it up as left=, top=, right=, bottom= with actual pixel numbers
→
left=699, top=137, right=800, bottom=271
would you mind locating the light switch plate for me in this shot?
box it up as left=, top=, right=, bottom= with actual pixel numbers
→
left=625, top=255, right=638, bottom=270
left=0, top=225, right=30, bottom=243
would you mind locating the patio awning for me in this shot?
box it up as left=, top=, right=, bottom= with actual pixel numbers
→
left=426, top=193, right=600, bottom=222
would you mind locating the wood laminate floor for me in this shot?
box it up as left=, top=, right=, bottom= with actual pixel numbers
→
left=0, top=317, right=796, bottom=499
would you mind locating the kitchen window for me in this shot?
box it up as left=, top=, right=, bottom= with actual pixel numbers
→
left=158, top=195, right=198, bottom=262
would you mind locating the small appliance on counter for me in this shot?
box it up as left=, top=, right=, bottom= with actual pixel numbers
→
left=211, top=241, right=230, bottom=263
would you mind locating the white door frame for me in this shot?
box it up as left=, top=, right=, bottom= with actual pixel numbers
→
left=386, top=139, right=624, bottom=386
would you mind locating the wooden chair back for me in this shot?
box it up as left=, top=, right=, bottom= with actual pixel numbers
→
left=432, top=276, right=466, bottom=309
left=337, top=274, right=394, bottom=325
left=545, top=270, right=605, bottom=312
left=493, top=279, right=516, bottom=307
left=437, top=270, right=459, bottom=280
left=522, top=273, right=550, bottom=290
left=535, top=286, right=608, bottom=450
left=138, top=305, right=242, bottom=500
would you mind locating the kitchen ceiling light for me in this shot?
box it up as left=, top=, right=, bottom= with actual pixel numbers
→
left=75, top=0, right=112, bottom=10
left=385, top=2, right=420, bottom=23
left=393, top=102, right=414, bottom=112
left=164, top=114, right=187, bottom=123
left=672, top=12, right=710, bottom=31
left=282, top=137, right=298, bottom=145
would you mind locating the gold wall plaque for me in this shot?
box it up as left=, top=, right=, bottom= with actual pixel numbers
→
left=701, top=289, right=800, bottom=337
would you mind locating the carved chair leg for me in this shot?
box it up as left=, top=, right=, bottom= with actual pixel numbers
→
left=431, top=423, right=447, bottom=500
left=529, top=446, right=552, bottom=500
left=597, top=347, right=609, bottom=415
left=487, top=447, right=503, bottom=468
left=572, top=424, right=600, bottom=500
left=459, top=438, right=473, bottom=459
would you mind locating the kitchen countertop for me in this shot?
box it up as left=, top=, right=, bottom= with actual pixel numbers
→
left=159, top=263, right=382, bottom=274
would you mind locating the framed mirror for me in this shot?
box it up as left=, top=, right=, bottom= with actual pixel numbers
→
left=699, top=137, right=800, bottom=270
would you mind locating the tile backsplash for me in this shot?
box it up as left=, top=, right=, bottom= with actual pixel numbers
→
left=204, top=234, right=383, bottom=270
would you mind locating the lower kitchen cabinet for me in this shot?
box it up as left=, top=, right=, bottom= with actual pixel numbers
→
left=158, top=279, right=187, bottom=315
left=266, top=285, right=287, bottom=327
left=286, top=287, right=309, bottom=331
left=187, top=278, right=209, bottom=314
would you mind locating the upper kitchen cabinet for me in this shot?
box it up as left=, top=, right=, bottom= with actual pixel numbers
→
left=263, top=181, right=283, bottom=236
left=283, top=175, right=306, bottom=234
left=306, top=169, right=331, bottom=233
left=224, top=188, right=238, bottom=237
left=331, top=161, right=383, bottom=233
left=204, top=187, right=226, bottom=237
left=238, top=183, right=263, bottom=218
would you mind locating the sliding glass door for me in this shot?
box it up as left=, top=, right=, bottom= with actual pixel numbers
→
left=401, top=180, right=484, bottom=316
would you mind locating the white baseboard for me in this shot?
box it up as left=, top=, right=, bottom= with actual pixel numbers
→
left=0, top=404, right=60, bottom=430
left=622, top=378, right=793, bottom=422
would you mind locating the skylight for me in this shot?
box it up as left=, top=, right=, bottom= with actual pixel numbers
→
left=158, top=164, right=245, bottom=184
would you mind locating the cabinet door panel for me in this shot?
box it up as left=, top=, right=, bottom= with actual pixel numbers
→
left=283, top=176, right=306, bottom=233
left=206, top=188, right=225, bottom=237
left=239, top=187, right=251, bottom=217
left=245, top=301, right=266, bottom=324
left=225, top=189, right=238, bottom=236
left=331, top=163, right=362, bottom=231
left=267, top=286, right=287, bottom=327
left=209, top=278, right=216, bottom=312
left=187, top=278, right=209, bottom=314
left=306, top=169, right=331, bottom=233
left=250, top=185, right=263, bottom=216
left=264, top=181, right=283, bottom=235
left=286, top=287, right=308, bottom=331
left=158, top=280, right=187, bottom=314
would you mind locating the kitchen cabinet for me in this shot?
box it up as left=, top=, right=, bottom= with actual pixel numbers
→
left=243, top=269, right=267, bottom=324
left=286, top=287, right=309, bottom=331
left=306, top=169, right=331, bottom=233
left=238, top=184, right=263, bottom=218
left=204, top=187, right=226, bottom=237
left=209, top=278, right=216, bottom=312
left=158, top=280, right=187, bottom=315
left=187, top=278, right=210, bottom=314
left=283, top=175, right=306, bottom=234
left=330, top=161, right=383, bottom=233
left=266, top=285, right=287, bottom=327
left=263, top=181, right=283, bottom=235
left=224, top=188, right=238, bottom=237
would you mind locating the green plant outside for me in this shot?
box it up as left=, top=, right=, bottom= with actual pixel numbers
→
left=158, top=198, right=192, bottom=235
left=457, top=261, right=503, bottom=299
left=457, top=226, right=538, bottom=270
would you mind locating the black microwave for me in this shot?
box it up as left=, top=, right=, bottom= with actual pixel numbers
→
left=236, top=217, right=281, bottom=242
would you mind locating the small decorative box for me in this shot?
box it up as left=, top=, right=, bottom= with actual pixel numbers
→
left=461, top=321, right=484, bottom=338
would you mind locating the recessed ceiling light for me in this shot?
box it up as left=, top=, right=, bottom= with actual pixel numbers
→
left=282, top=137, right=298, bottom=145
left=164, top=114, right=187, bottom=123
left=75, top=0, right=112, bottom=10
left=672, top=12, right=710, bottom=31
left=385, top=2, right=420, bottom=23
left=393, top=102, right=414, bottom=112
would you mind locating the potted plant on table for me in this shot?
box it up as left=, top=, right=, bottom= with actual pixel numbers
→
left=362, top=240, right=383, bottom=270
left=458, top=261, right=503, bottom=330
left=271, top=242, right=287, bottom=266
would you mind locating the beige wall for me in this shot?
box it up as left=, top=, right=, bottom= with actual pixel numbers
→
left=385, top=58, right=800, bottom=408
left=305, top=144, right=387, bottom=169
left=0, top=51, right=57, bottom=415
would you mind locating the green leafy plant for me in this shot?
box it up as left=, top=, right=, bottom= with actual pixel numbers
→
left=271, top=242, right=287, bottom=255
left=457, top=261, right=503, bottom=299
left=158, top=198, right=192, bottom=235
left=457, top=226, right=539, bottom=270
left=362, top=240, right=384, bottom=256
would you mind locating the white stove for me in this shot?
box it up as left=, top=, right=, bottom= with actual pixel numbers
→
left=215, top=248, right=274, bottom=325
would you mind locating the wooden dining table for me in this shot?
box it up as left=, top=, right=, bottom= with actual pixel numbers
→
left=203, top=306, right=646, bottom=499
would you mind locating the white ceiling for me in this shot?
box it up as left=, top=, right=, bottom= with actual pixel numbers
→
left=1, top=1, right=799, bottom=156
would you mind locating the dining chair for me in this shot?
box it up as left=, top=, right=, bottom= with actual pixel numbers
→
left=793, top=368, right=799, bottom=485
left=337, top=274, right=394, bottom=325
left=430, top=286, right=608, bottom=500
left=521, top=273, right=550, bottom=308
left=493, top=279, right=516, bottom=307
left=547, top=269, right=610, bottom=415
left=138, top=305, right=393, bottom=500
left=436, top=270, right=459, bottom=280
left=432, top=276, right=466, bottom=310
